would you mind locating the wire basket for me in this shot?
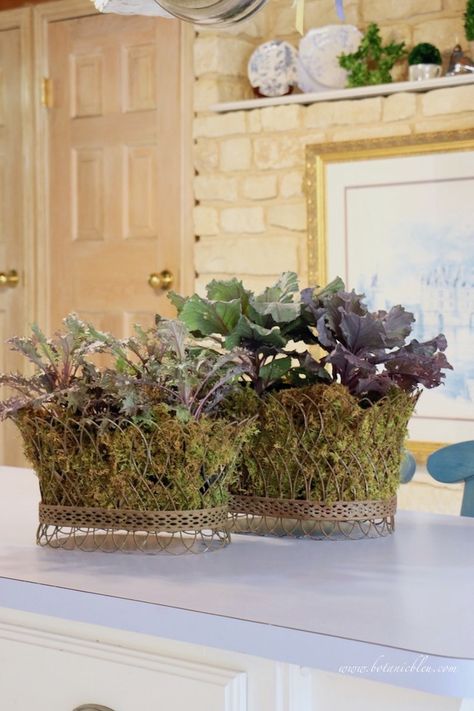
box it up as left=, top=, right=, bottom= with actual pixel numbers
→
left=16, top=408, right=242, bottom=554
left=229, top=384, right=416, bottom=540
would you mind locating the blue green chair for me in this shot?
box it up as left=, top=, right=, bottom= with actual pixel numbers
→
left=400, top=450, right=416, bottom=484
left=427, top=441, right=474, bottom=517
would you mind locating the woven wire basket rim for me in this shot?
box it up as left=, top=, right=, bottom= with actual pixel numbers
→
left=229, top=494, right=397, bottom=521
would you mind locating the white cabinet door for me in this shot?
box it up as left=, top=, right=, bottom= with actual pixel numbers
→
left=0, top=621, right=246, bottom=711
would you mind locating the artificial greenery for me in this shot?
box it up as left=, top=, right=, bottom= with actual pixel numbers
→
left=339, top=23, right=406, bottom=87
left=408, top=43, right=442, bottom=66
left=465, top=0, right=474, bottom=41
left=0, top=316, right=251, bottom=511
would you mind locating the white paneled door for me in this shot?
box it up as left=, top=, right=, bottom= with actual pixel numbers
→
left=0, top=17, right=28, bottom=466
left=47, top=11, right=188, bottom=335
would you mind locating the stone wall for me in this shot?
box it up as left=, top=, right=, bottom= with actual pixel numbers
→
left=193, top=0, right=473, bottom=293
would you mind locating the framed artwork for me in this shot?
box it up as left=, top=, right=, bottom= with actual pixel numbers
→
left=306, top=129, right=474, bottom=462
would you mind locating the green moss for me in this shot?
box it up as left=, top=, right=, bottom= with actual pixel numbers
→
left=16, top=404, right=248, bottom=511
left=227, top=384, right=416, bottom=503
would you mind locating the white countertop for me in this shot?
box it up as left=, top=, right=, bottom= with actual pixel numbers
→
left=0, top=466, right=473, bottom=697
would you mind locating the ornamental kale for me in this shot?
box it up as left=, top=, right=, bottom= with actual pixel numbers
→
left=170, top=273, right=342, bottom=395
left=0, top=316, right=247, bottom=424
left=301, top=284, right=452, bottom=400
left=172, top=274, right=451, bottom=403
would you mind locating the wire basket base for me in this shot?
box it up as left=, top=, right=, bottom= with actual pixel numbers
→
left=36, top=525, right=231, bottom=554
left=37, top=504, right=231, bottom=554
left=229, top=495, right=396, bottom=540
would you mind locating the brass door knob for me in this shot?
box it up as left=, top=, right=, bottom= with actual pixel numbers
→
left=148, top=269, right=173, bottom=291
left=0, top=270, right=19, bottom=288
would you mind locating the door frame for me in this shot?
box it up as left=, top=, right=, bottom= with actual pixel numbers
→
left=0, top=7, right=35, bottom=331
left=33, top=0, right=195, bottom=331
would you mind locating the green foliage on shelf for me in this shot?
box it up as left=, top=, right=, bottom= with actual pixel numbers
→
left=339, top=23, right=407, bottom=87
left=408, top=42, right=442, bottom=66
left=465, top=0, right=474, bottom=41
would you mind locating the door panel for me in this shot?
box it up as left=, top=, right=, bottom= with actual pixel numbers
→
left=48, top=13, right=183, bottom=336
left=0, top=24, right=26, bottom=465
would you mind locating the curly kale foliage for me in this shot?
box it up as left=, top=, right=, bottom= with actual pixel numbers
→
left=339, top=23, right=406, bottom=87
left=301, top=284, right=452, bottom=400
left=0, top=316, right=246, bottom=424
left=170, top=273, right=343, bottom=395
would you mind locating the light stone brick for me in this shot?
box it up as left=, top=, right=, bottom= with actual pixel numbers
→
left=194, top=139, right=219, bottom=173
left=422, top=85, right=474, bottom=116
left=268, top=203, right=307, bottom=231
left=220, top=137, right=252, bottom=171
left=194, top=79, right=220, bottom=112
left=195, top=235, right=300, bottom=274
left=253, top=136, right=307, bottom=170
left=327, top=123, right=411, bottom=141
left=412, top=17, right=465, bottom=50
left=247, top=110, right=262, bottom=133
left=305, top=98, right=382, bottom=129
left=221, top=207, right=265, bottom=233
left=242, top=175, right=278, bottom=200
left=194, top=206, right=219, bottom=236
left=414, top=113, right=474, bottom=133
left=195, top=175, right=238, bottom=202
left=363, top=0, right=441, bottom=21
left=194, top=36, right=255, bottom=77
left=280, top=172, right=303, bottom=198
left=383, top=93, right=417, bottom=122
left=260, top=105, right=303, bottom=132
left=193, top=112, right=246, bottom=138
left=194, top=78, right=249, bottom=112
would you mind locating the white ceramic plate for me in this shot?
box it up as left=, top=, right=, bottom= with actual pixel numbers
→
left=248, top=40, right=298, bottom=97
left=296, top=56, right=326, bottom=93
left=299, top=24, right=362, bottom=89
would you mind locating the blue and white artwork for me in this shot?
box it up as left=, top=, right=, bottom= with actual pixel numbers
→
left=326, top=150, right=474, bottom=443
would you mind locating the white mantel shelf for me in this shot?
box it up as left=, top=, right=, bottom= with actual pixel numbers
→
left=211, top=73, right=474, bottom=113
left=0, top=467, right=473, bottom=698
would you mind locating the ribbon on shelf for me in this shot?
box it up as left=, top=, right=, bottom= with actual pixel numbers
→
left=294, top=0, right=345, bottom=35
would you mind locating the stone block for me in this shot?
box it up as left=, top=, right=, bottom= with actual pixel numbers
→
left=422, top=86, right=474, bottom=116
left=383, top=93, right=417, bottom=121
left=242, top=175, right=278, bottom=200
left=268, top=203, right=307, bottom=231
left=195, top=175, right=238, bottom=202
left=221, top=207, right=265, bottom=233
left=220, top=137, right=253, bottom=171
left=305, top=98, right=382, bottom=129
left=194, top=206, right=219, bottom=236
left=260, top=105, right=303, bottom=132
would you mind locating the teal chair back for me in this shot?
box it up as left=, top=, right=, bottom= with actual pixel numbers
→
left=400, top=450, right=416, bottom=484
left=427, top=441, right=474, bottom=517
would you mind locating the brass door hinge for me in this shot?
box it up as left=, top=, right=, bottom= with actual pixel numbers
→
left=41, top=77, right=53, bottom=108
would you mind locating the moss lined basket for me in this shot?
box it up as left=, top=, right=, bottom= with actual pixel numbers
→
left=17, top=406, right=242, bottom=553
left=228, top=383, right=417, bottom=539
left=0, top=316, right=251, bottom=554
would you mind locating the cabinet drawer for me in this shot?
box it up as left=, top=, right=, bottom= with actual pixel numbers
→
left=0, top=622, right=246, bottom=711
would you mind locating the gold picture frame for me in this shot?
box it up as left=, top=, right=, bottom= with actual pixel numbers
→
left=305, top=129, right=474, bottom=464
